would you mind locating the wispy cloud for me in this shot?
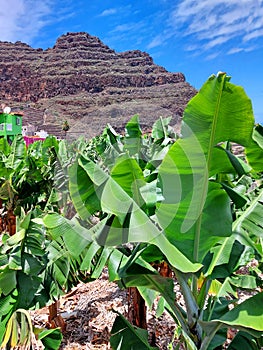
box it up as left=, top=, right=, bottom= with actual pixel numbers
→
left=205, top=52, right=221, bottom=60
left=0, top=0, right=54, bottom=43
left=227, top=45, right=257, bottom=55
left=107, top=20, right=148, bottom=48
left=0, top=0, right=75, bottom=46
left=147, top=35, right=164, bottom=49
left=112, top=23, right=137, bottom=32
left=99, top=8, right=117, bottom=17
left=227, top=47, right=244, bottom=55
left=244, top=28, right=263, bottom=41
left=169, top=0, right=263, bottom=57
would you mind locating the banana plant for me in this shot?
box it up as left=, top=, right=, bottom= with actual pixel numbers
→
left=1, top=73, right=262, bottom=349
left=0, top=209, right=65, bottom=348
left=0, top=136, right=92, bottom=348
left=65, top=73, right=263, bottom=349
left=0, top=132, right=133, bottom=347
left=0, top=135, right=59, bottom=217
left=0, top=205, right=97, bottom=348
left=127, top=73, right=263, bottom=349
left=0, top=308, right=62, bottom=350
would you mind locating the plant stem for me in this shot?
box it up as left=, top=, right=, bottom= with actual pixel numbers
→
left=174, top=269, right=202, bottom=346
left=200, top=323, right=221, bottom=350
left=192, top=77, right=224, bottom=298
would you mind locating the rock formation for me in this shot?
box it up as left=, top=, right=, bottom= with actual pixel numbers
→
left=0, top=32, right=197, bottom=139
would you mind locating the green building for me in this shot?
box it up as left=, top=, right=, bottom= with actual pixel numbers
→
left=0, top=112, right=23, bottom=142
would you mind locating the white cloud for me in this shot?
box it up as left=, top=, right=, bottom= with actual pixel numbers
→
left=244, top=28, right=263, bottom=41
left=99, top=8, right=117, bottom=17
left=112, top=21, right=146, bottom=34
left=184, top=44, right=199, bottom=52
left=228, top=45, right=257, bottom=54
left=205, top=52, right=220, bottom=60
left=170, top=0, right=263, bottom=56
left=203, top=34, right=236, bottom=50
left=113, top=24, right=133, bottom=32
left=147, top=36, right=164, bottom=49
left=0, top=0, right=53, bottom=44
left=146, top=29, right=174, bottom=50
left=227, top=47, right=244, bottom=55
left=105, top=19, right=149, bottom=50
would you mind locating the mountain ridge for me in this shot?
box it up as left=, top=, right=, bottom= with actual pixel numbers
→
left=0, top=32, right=197, bottom=139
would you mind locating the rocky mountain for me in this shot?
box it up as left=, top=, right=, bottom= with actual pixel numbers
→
left=0, top=32, right=197, bottom=139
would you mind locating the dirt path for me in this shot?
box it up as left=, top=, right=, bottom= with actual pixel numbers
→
left=31, top=270, right=177, bottom=349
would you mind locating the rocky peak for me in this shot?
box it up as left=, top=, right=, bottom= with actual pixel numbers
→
left=53, top=32, right=114, bottom=52
left=0, top=32, right=197, bottom=139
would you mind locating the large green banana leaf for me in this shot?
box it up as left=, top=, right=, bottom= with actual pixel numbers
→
left=200, top=292, right=263, bottom=350
left=227, top=331, right=263, bottom=350
left=0, top=138, right=11, bottom=178
left=233, top=188, right=263, bottom=256
left=4, top=135, right=26, bottom=171
left=157, top=73, right=255, bottom=263
left=110, top=312, right=158, bottom=350
left=246, top=124, right=263, bottom=172
left=124, top=114, right=142, bottom=156
left=0, top=135, right=26, bottom=181
left=69, top=155, right=202, bottom=273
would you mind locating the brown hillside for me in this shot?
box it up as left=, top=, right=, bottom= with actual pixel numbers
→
left=0, top=32, right=197, bottom=139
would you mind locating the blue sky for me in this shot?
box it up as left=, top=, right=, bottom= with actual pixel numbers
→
left=0, top=0, right=263, bottom=123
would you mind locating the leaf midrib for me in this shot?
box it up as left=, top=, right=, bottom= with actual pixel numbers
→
left=193, top=76, right=224, bottom=263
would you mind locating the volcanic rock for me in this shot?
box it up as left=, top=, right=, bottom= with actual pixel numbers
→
left=0, top=32, right=197, bottom=139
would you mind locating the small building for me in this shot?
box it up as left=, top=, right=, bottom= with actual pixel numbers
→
left=34, top=129, right=49, bottom=138
left=22, top=124, right=36, bottom=137
left=0, top=111, right=23, bottom=142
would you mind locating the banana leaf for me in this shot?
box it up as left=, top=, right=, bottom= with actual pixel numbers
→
left=227, top=330, right=263, bottom=350
left=4, top=135, right=26, bottom=171
left=110, top=311, right=158, bottom=350
left=233, top=188, right=263, bottom=239
left=157, top=73, right=255, bottom=263
left=246, top=124, right=263, bottom=172
left=37, top=328, right=62, bottom=350
left=200, top=292, right=263, bottom=349
left=124, top=114, right=142, bottom=156
left=70, top=155, right=202, bottom=273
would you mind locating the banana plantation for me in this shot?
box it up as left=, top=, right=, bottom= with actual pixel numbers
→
left=0, top=73, right=262, bottom=349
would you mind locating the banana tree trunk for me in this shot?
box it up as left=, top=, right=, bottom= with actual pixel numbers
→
left=127, top=287, right=147, bottom=330
left=48, top=301, right=66, bottom=332
left=7, top=209, right=16, bottom=236
left=159, top=261, right=173, bottom=278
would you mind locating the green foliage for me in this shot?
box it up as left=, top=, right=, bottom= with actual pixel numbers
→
left=66, top=73, right=262, bottom=349
left=0, top=72, right=262, bottom=349
left=110, top=311, right=158, bottom=350
left=37, top=327, right=63, bottom=350
left=0, top=308, right=62, bottom=350
left=246, top=124, right=263, bottom=172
